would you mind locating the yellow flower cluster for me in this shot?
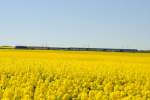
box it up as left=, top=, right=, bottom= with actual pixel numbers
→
left=0, top=50, right=150, bottom=100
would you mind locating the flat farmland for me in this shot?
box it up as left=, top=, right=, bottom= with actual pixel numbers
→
left=0, top=50, right=150, bottom=100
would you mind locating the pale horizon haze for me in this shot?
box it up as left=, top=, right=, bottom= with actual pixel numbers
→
left=0, top=0, right=150, bottom=50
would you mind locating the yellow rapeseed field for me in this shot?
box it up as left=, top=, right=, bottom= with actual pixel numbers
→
left=0, top=49, right=150, bottom=100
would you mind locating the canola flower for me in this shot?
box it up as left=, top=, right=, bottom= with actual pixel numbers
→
left=0, top=49, right=150, bottom=100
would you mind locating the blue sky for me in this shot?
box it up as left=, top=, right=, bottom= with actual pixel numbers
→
left=0, top=0, right=150, bottom=50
